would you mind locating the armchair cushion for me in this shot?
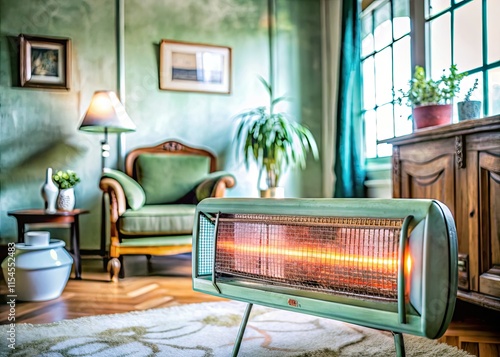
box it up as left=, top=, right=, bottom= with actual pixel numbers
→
left=118, top=235, right=192, bottom=247
left=135, top=154, right=211, bottom=204
left=102, top=168, right=145, bottom=210
left=119, top=204, right=196, bottom=236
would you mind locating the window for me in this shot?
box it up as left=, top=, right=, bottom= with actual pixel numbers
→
left=361, top=0, right=412, bottom=159
left=361, top=0, right=500, bottom=159
left=427, top=0, right=500, bottom=119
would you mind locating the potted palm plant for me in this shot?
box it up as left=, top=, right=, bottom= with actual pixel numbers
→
left=398, top=64, right=465, bottom=129
left=457, top=78, right=481, bottom=121
left=233, top=76, right=319, bottom=197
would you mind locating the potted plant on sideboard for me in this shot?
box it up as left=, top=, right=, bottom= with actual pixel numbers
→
left=457, top=78, right=481, bottom=121
left=398, top=64, right=465, bottom=129
left=233, top=76, right=319, bottom=198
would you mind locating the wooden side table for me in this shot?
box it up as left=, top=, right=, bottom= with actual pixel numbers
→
left=7, top=209, right=90, bottom=279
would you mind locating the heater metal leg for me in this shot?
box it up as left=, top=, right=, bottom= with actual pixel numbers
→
left=232, top=303, right=253, bottom=357
left=392, top=331, right=406, bottom=357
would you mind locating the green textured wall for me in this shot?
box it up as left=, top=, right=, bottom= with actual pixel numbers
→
left=275, top=0, right=323, bottom=197
left=0, top=0, right=323, bottom=249
left=0, top=0, right=117, bottom=249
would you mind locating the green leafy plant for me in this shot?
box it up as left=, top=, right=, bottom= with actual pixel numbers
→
left=233, top=75, right=319, bottom=189
left=463, top=78, right=479, bottom=101
left=52, top=170, right=80, bottom=189
left=398, top=64, right=466, bottom=107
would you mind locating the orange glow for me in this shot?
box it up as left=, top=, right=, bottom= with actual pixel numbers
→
left=216, top=241, right=399, bottom=271
left=213, top=222, right=412, bottom=299
left=404, top=252, right=412, bottom=297
left=406, top=254, right=412, bottom=275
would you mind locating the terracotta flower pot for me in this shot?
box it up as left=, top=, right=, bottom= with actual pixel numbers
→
left=412, top=104, right=452, bottom=130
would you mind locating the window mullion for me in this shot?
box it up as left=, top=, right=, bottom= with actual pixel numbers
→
left=390, top=1, right=396, bottom=138
left=450, top=4, right=455, bottom=69
left=410, top=0, right=425, bottom=69
left=482, top=0, right=489, bottom=116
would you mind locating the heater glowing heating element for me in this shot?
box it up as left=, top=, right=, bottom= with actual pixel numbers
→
left=192, top=198, right=458, bottom=357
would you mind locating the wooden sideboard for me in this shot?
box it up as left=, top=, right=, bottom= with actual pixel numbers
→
left=382, top=116, right=500, bottom=310
left=383, top=116, right=500, bottom=356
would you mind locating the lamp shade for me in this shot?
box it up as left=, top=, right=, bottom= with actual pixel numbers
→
left=78, top=91, right=136, bottom=133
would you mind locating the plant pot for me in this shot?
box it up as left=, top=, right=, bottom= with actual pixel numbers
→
left=260, top=187, right=285, bottom=198
left=457, top=101, right=481, bottom=121
left=412, top=104, right=452, bottom=130
left=57, top=188, right=75, bottom=211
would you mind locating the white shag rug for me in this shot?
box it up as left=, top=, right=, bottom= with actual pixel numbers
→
left=1, top=301, right=471, bottom=357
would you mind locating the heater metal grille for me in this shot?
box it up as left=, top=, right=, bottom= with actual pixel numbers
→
left=213, top=214, right=404, bottom=301
left=198, top=213, right=216, bottom=276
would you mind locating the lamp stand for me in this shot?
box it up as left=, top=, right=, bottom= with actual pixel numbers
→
left=101, top=127, right=110, bottom=171
left=100, top=127, right=110, bottom=265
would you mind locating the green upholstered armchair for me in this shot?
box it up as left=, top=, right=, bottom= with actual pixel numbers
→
left=99, top=140, right=236, bottom=281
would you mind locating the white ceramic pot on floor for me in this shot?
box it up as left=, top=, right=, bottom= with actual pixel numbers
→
left=1, top=239, right=73, bottom=301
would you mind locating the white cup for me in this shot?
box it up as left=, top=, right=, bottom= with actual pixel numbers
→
left=24, top=231, right=50, bottom=246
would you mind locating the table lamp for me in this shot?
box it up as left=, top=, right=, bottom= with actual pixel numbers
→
left=78, top=90, right=136, bottom=171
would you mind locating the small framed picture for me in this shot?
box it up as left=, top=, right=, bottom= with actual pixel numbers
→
left=19, top=34, right=71, bottom=90
left=160, top=40, right=231, bottom=94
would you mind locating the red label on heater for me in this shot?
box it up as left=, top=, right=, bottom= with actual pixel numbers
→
left=288, top=299, right=299, bottom=307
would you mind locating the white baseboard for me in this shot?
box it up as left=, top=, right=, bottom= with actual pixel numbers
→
left=364, top=179, right=392, bottom=198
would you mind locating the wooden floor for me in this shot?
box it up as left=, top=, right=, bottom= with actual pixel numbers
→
left=0, top=254, right=225, bottom=325
left=438, top=299, right=500, bottom=357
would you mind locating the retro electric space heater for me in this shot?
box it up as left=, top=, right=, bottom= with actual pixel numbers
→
left=192, top=198, right=458, bottom=357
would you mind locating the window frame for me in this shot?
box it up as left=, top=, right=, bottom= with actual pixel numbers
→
left=423, top=0, right=499, bottom=119
left=362, top=0, right=500, bottom=163
left=361, top=0, right=413, bottom=159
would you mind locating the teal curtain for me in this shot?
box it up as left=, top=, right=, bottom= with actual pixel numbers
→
left=333, top=0, right=365, bottom=198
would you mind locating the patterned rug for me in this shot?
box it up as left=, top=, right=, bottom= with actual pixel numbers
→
left=1, top=301, right=471, bottom=356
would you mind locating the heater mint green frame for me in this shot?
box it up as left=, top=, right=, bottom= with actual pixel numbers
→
left=192, top=198, right=458, bottom=342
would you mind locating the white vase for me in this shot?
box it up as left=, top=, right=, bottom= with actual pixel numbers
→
left=41, top=167, right=58, bottom=213
left=57, top=188, right=75, bottom=211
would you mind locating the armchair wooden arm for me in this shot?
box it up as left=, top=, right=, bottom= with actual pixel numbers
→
left=195, top=172, right=236, bottom=202
left=100, top=177, right=127, bottom=220
left=99, top=177, right=128, bottom=273
left=212, top=176, right=236, bottom=197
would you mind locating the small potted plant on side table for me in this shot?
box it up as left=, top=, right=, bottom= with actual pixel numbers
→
left=398, top=64, right=465, bottom=130
left=52, top=170, right=80, bottom=211
left=457, top=78, right=481, bottom=121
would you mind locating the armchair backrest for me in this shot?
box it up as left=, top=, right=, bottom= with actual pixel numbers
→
left=125, top=140, right=217, bottom=205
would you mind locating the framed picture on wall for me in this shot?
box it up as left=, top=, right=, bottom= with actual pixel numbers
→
left=19, top=34, right=71, bottom=90
left=159, top=40, right=231, bottom=94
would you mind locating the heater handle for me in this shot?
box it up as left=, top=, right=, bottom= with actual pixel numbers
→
left=398, top=215, right=413, bottom=325
left=211, top=212, right=222, bottom=294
